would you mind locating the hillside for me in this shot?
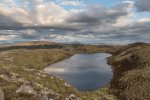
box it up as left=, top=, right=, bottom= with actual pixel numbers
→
left=108, top=42, right=150, bottom=99
left=0, top=41, right=59, bottom=47
left=0, top=42, right=117, bottom=100
left=0, top=41, right=149, bottom=100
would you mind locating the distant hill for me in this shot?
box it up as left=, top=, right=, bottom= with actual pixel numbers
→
left=0, top=41, right=66, bottom=52
left=0, top=41, right=60, bottom=48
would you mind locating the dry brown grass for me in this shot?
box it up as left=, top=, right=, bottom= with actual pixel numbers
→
left=108, top=43, right=150, bottom=100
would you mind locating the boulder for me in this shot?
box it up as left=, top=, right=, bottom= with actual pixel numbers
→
left=0, top=73, right=25, bottom=83
left=0, top=87, right=4, bottom=100
left=0, top=74, right=10, bottom=82
left=16, top=84, right=37, bottom=95
left=65, top=94, right=78, bottom=100
left=64, top=82, right=71, bottom=87
left=40, top=87, right=59, bottom=96
left=41, top=95, right=49, bottom=100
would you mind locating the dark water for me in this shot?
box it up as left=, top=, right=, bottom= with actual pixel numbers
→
left=44, top=53, right=113, bottom=91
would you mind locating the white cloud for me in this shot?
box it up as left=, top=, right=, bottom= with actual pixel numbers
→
left=62, top=1, right=80, bottom=6
left=137, top=18, right=150, bottom=23
left=0, top=0, right=150, bottom=44
left=0, top=0, right=68, bottom=26
left=61, top=0, right=81, bottom=6
left=112, top=13, right=134, bottom=27
left=0, top=35, right=16, bottom=40
left=0, top=36, right=11, bottom=40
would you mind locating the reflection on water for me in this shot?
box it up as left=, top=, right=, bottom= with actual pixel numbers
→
left=44, top=53, right=113, bottom=91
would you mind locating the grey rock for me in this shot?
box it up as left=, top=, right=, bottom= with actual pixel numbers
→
left=0, top=74, right=10, bottom=82
left=0, top=73, right=25, bottom=83
left=23, top=68, right=35, bottom=72
left=41, top=95, right=49, bottom=100
left=64, top=82, right=71, bottom=87
left=0, top=87, right=4, bottom=100
left=16, top=84, right=37, bottom=95
left=65, top=94, right=79, bottom=100
left=39, top=70, right=45, bottom=74
left=69, top=94, right=76, bottom=99
left=40, top=87, right=56, bottom=95
left=50, top=76, right=54, bottom=79
left=34, top=94, right=54, bottom=100
left=4, top=57, right=14, bottom=63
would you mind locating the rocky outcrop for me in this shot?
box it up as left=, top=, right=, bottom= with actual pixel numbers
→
left=0, top=73, right=25, bottom=83
left=16, top=84, right=37, bottom=95
left=40, top=87, right=58, bottom=96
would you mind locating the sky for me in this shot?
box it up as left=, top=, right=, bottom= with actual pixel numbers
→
left=0, top=0, right=150, bottom=44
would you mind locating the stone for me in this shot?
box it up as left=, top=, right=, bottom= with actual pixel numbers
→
left=0, top=74, right=10, bottom=82
left=65, top=94, right=78, bottom=100
left=23, top=68, right=35, bottom=72
left=39, top=70, right=44, bottom=74
left=41, top=95, right=49, bottom=100
left=0, top=73, right=25, bottom=83
left=40, top=87, right=56, bottom=95
left=41, top=74, right=46, bottom=77
left=0, top=87, right=4, bottom=100
left=50, top=76, right=54, bottom=79
left=34, top=94, right=54, bottom=100
left=4, top=57, right=14, bottom=63
left=16, top=84, right=37, bottom=95
left=69, top=94, right=76, bottom=99
left=64, top=82, right=71, bottom=87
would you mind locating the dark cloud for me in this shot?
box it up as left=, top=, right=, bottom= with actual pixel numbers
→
left=0, top=23, right=80, bottom=31
left=66, top=3, right=131, bottom=25
left=0, top=1, right=133, bottom=31
left=0, top=14, right=23, bottom=30
left=135, top=0, right=150, bottom=12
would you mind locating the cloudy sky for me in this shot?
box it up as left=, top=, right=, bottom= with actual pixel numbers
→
left=0, top=0, right=150, bottom=44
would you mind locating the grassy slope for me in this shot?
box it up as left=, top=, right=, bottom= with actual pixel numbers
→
left=0, top=49, right=79, bottom=99
left=108, top=43, right=150, bottom=99
left=0, top=43, right=117, bottom=100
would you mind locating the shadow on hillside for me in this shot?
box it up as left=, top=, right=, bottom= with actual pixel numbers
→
left=0, top=45, right=66, bottom=51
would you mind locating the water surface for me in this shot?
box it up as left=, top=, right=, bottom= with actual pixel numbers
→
left=44, top=53, right=112, bottom=91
